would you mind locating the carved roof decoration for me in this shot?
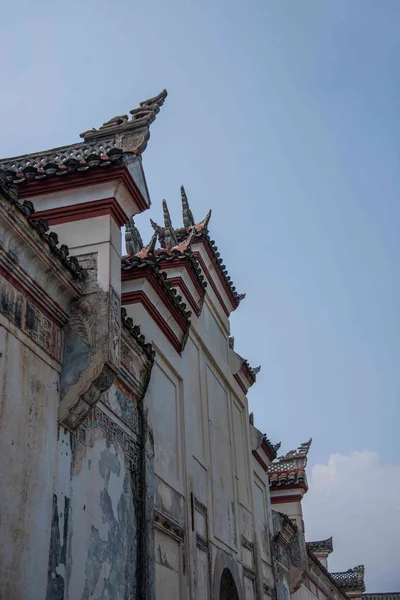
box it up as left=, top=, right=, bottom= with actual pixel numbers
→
left=0, top=89, right=167, bottom=184
left=121, top=307, right=155, bottom=360
left=80, top=90, right=167, bottom=146
left=331, top=566, right=366, bottom=593
left=0, top=172, right=86, bottom=282
left=150, top=186, right=244, bottom=308
left=307, top=537, right=333, bottom=555
left=268, top=439, right=312, bottom=490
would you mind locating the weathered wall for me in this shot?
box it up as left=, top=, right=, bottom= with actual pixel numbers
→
left=66, top=405, right=139, bottom=600
left=47, top=379, right=147, bottom=600
left=0, top=322, right=60, bottom=599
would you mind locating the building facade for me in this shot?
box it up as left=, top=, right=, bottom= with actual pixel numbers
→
left=0, top=89, right=394, bottom=599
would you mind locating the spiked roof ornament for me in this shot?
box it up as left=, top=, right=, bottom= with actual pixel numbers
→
left=162, top=199, right=178, bottom=249
left=181, top=185, right=195, bottom=228
left=125, top=217, right=144, bottom=255
left=151, top=185, right=245, bottom=309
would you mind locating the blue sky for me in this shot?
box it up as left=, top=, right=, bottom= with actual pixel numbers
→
left=1, top=0, right=399, bottom=591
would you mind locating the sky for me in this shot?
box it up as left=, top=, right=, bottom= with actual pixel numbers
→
left=1, top=0, right=399, bottom=592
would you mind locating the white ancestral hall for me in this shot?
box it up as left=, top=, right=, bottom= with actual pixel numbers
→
left=0, top=90, right=395, bottom=600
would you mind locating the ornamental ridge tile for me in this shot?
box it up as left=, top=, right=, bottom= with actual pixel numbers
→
left=331, top=566, right=366, bottom=593
left=306, top=537, right=333, bottom=555
left=150, top=187, right=244, bottom=307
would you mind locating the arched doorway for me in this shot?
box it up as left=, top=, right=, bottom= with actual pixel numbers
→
left=219, top=568, right=239, bottom=600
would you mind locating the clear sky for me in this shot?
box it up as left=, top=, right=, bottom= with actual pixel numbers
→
left=1, top=0, right=399, bottom=592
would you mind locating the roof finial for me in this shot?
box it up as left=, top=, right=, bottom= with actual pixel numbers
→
left=125, top=217, right=144, bottom=255
left=181, top=185, right=195, bottom=228
left=162, top=199, right=178, bottom=249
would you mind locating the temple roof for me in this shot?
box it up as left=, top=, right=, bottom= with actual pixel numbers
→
left=0, top=172, right=86, bottom=282
left=0, top=90, right=166, bottom=186
left=150, top=187, right=244, bottom=308
left=307, top=537, right=333, bottom=555
left=331, top=566, right=366, bottom=593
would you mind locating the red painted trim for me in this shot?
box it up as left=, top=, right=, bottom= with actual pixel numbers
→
left=197, top=238, right=239, bottom=309
left=121, top=265, right=190, bottom=331
left=241, top=363, right=256, bottom=386
left=261, top=438, right=276, bottom=463
left=122, top=290, right=181, bottom=353
left=234, top=372, right=248, bottom=394
left=19, top=163, right=149, bottom=213
left=0, top=262, right=67, bottom=327
left=193, top=251, right=230, bottom=317
left=166, top=276, right=201, bottom=317
left=33, top=197, right=128, bottom=228
left=270, top=494, right=303, bottom=505
left=270, top=481, right=308, bottom=493
left=252, top=450, right=269, bottom=473
left=158, top=257, right=206, bottom=300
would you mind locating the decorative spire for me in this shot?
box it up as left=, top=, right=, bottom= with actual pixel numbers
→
left=196, top=209, right=212, bottom=232
left=181, top=185, right=195, bottom=228
left=162, top=199, right=178, bottom=249
left=125, top=217, right=144, bottom=255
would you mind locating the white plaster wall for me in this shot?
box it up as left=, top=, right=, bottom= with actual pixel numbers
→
left=0, top=324, right=60, bottom=599
left=155, top=529, right=182, bottom=599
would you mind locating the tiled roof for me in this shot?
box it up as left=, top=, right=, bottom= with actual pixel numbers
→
left=152, top=187, right=245, bottom=307
left=268, top=469, right=307, bottom=488
left=0, top=90, right=167, bottom=185
left=331, top=566, right=366, bottom=593
left=262, top=435, right=281, bottom=460
left=363, top=595, right=400, bottom=600
left=0, top=145, right=123, bottom=185
left=0, top=172, right=86, bottom=282
left=121, top=257, right=192, bottom=322
left=307, top=537, right=333, bottom=555
left=121, top=307, right=155, bottom=360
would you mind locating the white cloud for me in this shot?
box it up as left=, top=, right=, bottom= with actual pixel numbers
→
left=302, top=451, right=400, bottom=593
